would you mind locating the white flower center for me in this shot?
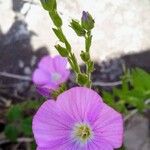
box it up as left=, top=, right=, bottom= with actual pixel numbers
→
left=51, top=72, right=61, bottom=82
left=72, top=123, right=93, bottom=143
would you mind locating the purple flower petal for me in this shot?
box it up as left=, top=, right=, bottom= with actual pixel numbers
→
left=82, top=11, right=88, bottom=21
left=93, top=103, right=123, bottom=148
left=33, top=87, right=123, bottom=149
left=53, top=55, right=68, bottom=72
left=36, top=86, right=51, bottom=97
left=87, top=139, right=113, bottom=150
left=32, top=55, right=70, bottom=96
left=56, top=87, right=103, bottom=124
left=33, top=100, right=76, bottom=149
left=62, top=69, right=70, bottom=80
left=38, top=56, right=55, bottom=73
left=37, top=147, right=50, bottom=150
left=32, top=69, right=50, bottom=85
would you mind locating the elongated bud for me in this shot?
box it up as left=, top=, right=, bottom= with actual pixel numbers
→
left=81, top=11, right=95, bottom=31
left=55, top=44, right=68, bottom=57
left=70, top=19, right=86, bottom=36
left=40, top=0, right=57, bottom=11
left=49, top=10, right=62, bottom=27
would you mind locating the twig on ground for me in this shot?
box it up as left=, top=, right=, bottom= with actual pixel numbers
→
left=0, top=96, right=11, bottom=107
left=92, top=81, right=122, bottom=87
left=124, top=109, right=138, bottom=122
left=17, top=137, right=33, bottom=143
left=0, top=83, right=25, bottom=88
left=0, top=72, right=31, bottom=81
left=0, top=137, right=33, bottom=146
left=124, top=99, right=150, bottom=122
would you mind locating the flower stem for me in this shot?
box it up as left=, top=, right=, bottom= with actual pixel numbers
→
left=85, top=31, right=93, bottom=88
left=52, top=25, right=81, bottom=83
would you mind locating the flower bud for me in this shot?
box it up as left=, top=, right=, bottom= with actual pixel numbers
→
left=40, top=0, right=57, bottom=11
left=80, top=51, right=90, bottom=62
left=70, top=19, right=86, bottom=36
left=81, top=11, right=95, bottom=31
left=77, top=73, right=89, bottom=85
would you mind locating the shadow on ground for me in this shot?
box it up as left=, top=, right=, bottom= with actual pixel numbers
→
left=0, top=18, right=49, bottom=103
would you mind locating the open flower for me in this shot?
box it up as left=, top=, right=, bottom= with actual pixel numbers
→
left=32, top=55, right=70, bottom=96
left=32, top=87, right=123, bottom=150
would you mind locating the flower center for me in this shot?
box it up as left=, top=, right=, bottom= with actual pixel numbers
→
left=73, top=123, right=93, bottom=143
left=51, top=72, right=61, bottom=82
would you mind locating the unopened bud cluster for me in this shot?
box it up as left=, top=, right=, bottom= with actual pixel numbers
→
left=40, top=0, right=95, bottom=88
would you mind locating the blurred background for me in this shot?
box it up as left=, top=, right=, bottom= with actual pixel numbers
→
left=0, top=0, right=150, bottom=149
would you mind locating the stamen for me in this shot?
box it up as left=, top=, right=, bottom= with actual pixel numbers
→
left=72, top=123, right=93, bottom=143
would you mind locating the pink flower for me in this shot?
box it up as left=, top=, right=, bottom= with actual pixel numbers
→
left=32, top=55, right=70, bottom=96
left=32, top=87, right=123, bottom=150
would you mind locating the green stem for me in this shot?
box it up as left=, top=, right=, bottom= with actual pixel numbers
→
left=85, top=31, right=92, bottom=88
left=54, top=27, right=81, bottom=82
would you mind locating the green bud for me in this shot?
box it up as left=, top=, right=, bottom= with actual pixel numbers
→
left=77, top=73, right=89, bottom=85
left=40, top=0, right=57, bottom=11
left=81, top=11, right=95, bottom=31
left=49, top=10, right=62, bottom=27
left=88, top=61, right=94, bottom=73
left=55, top=44, right=68, bottom=57
left=80, top=51, right=90, bottom=62
left=70, top=19, right=86, bottom=36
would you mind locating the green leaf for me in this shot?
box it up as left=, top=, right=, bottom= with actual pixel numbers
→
left=4, top=124, right=19, bottom=141
left=131, top=68, right=150, bottom=91
left=115, top=101, right=127, bottom=113
left=70, top=54, right=80, bottom=73
left=31, top=142, right=36, bottom=150
left=55, top=44, right=68, bottom=57
left=40, top=0, right=57, bottom=11
left=70, top=19, right=86, bottom=36
left=19, top=99, right=44, bottom=110
left=7, top=105, right=22, bottom=122
left=64, top=40, right=71, bottom=52
left=52, top=28, right=65, bottom=42
left=21, top=117, right=32, bottom=136
left=102, top=90, right=115, bottom=106
left=127, top=89, right=145, bottom=111
left=49, top=10, right=62, bottom=27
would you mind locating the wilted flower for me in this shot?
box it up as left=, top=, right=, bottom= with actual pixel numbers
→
left=32, top=55, right=70, bottom=96
left=32, top=87, right=123, bottom=150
